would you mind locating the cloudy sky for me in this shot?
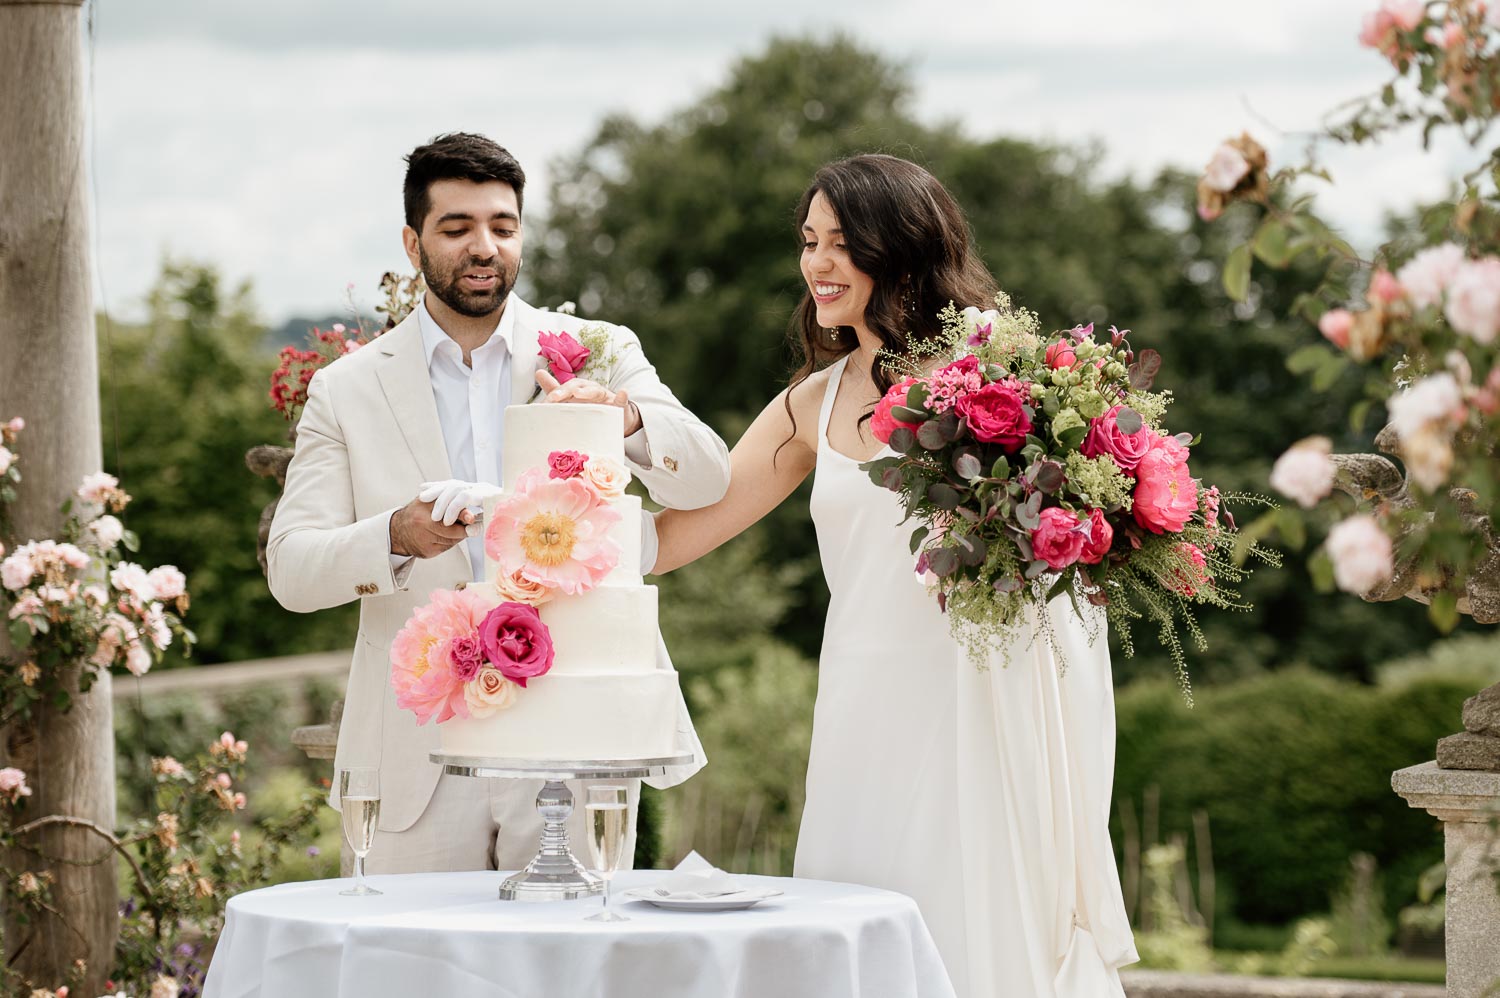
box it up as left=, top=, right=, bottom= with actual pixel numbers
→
left=83, top=0, right=1486, bottom=325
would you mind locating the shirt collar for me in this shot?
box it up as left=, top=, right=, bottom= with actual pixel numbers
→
left=416, top=292, right=517, bottom=369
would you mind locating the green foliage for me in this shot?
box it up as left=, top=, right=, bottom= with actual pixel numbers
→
left=1113, top=667, right=1473, bottom=928
left=99, top=262, right=357, bottom=664
left=1132, top=842, right=1216, bottom=972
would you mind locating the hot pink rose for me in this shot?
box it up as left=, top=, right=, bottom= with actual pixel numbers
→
left=1318, top=309, right=1354, bottom=349
left=954, top=381, right=1032, bottom=451
left=1045, top=339, right=1079, bottom=370
left=479, top=602, right=555, bottom=688
left=1132, top=442, right=1199, bottom=534
left=538, top=331, right=591, bottom=383
left=871, top=377, right=923, bottom=445
left=1081, top=405, right=1153, bottom=474
left=1031, top=507, right=1088, bottom=570
left=548, top=449, right=588, bottom=479
left=1078, top=509, right=1114, bottom=565
left=447, top=634, right=486, bottom=683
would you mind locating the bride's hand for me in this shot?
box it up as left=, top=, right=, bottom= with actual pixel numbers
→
left=534, top=370, right=642, bottom=436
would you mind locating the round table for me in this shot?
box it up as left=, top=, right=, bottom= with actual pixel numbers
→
left=202, top=870, right=956, bottom=998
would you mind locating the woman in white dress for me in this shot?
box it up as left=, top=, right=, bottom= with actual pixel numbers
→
left=650, top=154, right=1138, bottom=997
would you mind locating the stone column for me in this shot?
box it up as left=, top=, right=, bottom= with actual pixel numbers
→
left=1392, top=762, right=1500, bottom=997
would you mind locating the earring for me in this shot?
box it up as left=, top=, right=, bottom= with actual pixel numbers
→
left=827, top=327, right=840, bottom=342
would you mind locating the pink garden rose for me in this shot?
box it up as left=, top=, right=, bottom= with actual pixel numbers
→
left=1133, top=439, right=1198, bottom=534
left=1202, top=143, right=1251, bottom=193
left=1318, top=309, right=1354, bottom=349
left=1078, top=509, right=1114, bottom=565
left=1325, top=514, right=1394, bottom=595
left=478, top=601, right=555, bottom=688
left=494, top=568, right=554, bottom=606
left=77, top=471, right=120, bottom=506
left=87, top=515, right=124, bottom=551
left=0, top=767, right=31, bottom=804
left=538, top=331, right=591, bottom=383
left=1031, top=507, right=1089, bottom=570
left=487, top=468, right=622, bottom=594
left=464, top=668, right=519, bottom=717
left=871, top=376, right=923, bottom=445
left=1369, top=268, right=1403, bottom=304
left=954, top=381, right=1032, bottom=451
left=447, top=633, right=486, bottom=683
left=548, top=449, right=588, bottom=479
left=1396, top=242, right=1466, bottom=308
left=1443, top=257, right=1500, bottom=344
left=582, top=456, right=630, bottom=498
left=1045, top=339, right=1079, bottom=370
left=1080, top=405, right=1154, bottom=474
left=147, top=565, right=187, bottom=601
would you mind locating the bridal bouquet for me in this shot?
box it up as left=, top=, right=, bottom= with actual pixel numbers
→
left=862, top=296, right=1275, bottom=690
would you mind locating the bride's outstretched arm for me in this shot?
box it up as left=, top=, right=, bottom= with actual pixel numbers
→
left=651, top=379, right=822, bottom=573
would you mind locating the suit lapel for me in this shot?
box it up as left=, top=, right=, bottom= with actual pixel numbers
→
left=509, top=296, right=543, bottom=403
left=376, top=314, right=452, bottom=483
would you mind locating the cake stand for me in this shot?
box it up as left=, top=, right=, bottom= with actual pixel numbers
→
left=432, top=752, right=694, bottom=901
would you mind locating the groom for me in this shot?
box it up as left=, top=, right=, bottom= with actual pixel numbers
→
left=267, top=132, right=729, bottom=873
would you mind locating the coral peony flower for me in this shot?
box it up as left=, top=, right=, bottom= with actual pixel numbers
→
left=954, top=381, right=1032, bottom=451
left=1080, top=405, right=1154, bottom=474
left=1133, top=440, right=1198, bottom=534
left=1079, top=509, right=1114, bottom=565
left=1318, top=309, right=1355, bottom=349
left=1269, top=436, right=1337, bottom=509
left=486, top=468, right=622, bottom=595
left=1443, top=257, right=1500, bottom=343
left=479, top=602, right=555, bottom=687
left=871, top=377, right=924, bottom=445
left=1397, top=243, right=1466, bottom=309
left=1325, top=515, right=1394, bottom=594
left=389, top=587, right=492, bottom=724
left=1031, top=507, right=1089, bottom=570
left=465, top=668, right=520, bottom=717
left=548, top=450, right=588, bottom=479
left=538, top=331, right=591, bottom=383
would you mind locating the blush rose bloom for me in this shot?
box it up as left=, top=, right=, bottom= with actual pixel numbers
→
left=494, top=568, right=554, bottom=607
left=1079, top=509, right=1114, bottom=565
left=479, top=601, right=556, bottom=688
left=147, top=566, right=187, bottom=601
left=548, top=449, right=588, bottom=479
left=870, top=376, right=923, bottom=445
left=1133, top=441, right=1198, bottom=534
left=954, top=381, right=1032, bottom=451
left=87, top=515, right=124, bottom=550
left=1269, top=436, right=1336, bottom=509
left=1080, top=405, right=1154, bottom=474
left=1325, top=514, right=1395, bottom=595
left=77, top=471, right=119, bottom=506
left=465, top=667, right=520, bottom=718
left=582, top=456, right=630, bottom=498
left=1396, top=242, right=1466, bottom=308
left=1318, top=309, right=1354, bottom=349
left=538, top=331, right=591, bottom=382
left=0, top=768, right=31, bottom=803
left=1443, top=257, right=1500, bottom=344
left=1031, top=507, right=1089, bottom=570
left=1202, top=143, right=1251, bottom=193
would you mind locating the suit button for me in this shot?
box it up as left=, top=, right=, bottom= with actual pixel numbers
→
left=663, top=456, right=679, bottom=472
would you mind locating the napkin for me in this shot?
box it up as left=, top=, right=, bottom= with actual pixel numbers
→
left=644, top=851, right=749, bottom=900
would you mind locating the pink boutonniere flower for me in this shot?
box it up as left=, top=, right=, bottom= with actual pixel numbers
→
left=538, top=331, right=591, bottom=383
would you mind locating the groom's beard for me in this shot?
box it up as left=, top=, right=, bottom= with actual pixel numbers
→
left=419, top=246, right=517, bottom=318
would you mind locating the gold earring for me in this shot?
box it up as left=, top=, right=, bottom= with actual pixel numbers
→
left=827, top=327, right=840, bottom=342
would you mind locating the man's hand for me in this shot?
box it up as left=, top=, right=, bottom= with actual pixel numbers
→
left=390, top=496, right=475, bottom=559
left=535, top=370, right=643, bottom=436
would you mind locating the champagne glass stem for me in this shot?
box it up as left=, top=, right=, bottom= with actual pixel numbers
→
left=601, top=876, right=611, bottom=916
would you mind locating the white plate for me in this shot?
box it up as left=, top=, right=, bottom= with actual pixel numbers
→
left=621, top=886, right=784, bottom=911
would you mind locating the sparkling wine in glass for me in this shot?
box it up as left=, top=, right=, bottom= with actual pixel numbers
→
left=339, top=767, right=382, bottom=896
left=584, top=784, right=629, bottom=922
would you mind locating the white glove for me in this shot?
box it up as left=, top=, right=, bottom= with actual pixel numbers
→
left=639, top=510, right=659, bottom=576
left=418, top=480, right=504, bottom=526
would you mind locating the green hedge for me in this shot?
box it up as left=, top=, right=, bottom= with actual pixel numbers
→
left=1113, top=666, right=1476, bottom=928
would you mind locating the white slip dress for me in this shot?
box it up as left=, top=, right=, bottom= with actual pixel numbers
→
left=794, top=356, right=1140, bottom=998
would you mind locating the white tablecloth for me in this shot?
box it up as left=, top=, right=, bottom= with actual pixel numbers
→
left=203, top=870, right=956, bottom=998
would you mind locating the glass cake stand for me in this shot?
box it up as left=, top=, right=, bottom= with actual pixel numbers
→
left=432, top=752, right=695, bottom=901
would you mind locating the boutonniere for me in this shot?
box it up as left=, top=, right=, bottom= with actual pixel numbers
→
left=529, top=321, right=623, bottom=401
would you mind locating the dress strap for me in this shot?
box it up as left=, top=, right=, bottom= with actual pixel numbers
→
left=816, top=355, right=849, bottom=443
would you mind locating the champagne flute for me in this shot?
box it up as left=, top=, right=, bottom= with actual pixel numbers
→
left=584, top=784, right=629, bottom=922
left=339, top=767, right=382, bottom=896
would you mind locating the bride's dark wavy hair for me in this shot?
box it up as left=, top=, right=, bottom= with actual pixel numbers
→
left=783, top=154, right=998, bottom=445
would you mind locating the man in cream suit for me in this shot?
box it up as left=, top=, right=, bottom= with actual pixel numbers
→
left=267, top=132, right=729, bottom=873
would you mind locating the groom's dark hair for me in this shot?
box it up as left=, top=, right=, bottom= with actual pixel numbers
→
left=403, top=133, right=527, bottom=231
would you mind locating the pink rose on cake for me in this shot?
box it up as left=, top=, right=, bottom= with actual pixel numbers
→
left=582, top=456, right=630, bottom=498
left=486, top=467, right=622, bottom=595
left=548, top=450, right=588, bottom=479
left=538, top=331, right=591, bottom=383
left=464, top=667, right=519, bottom=717
left=479, top=601, right=555, bottom=688
left=493, top=568, right=554, bottom=607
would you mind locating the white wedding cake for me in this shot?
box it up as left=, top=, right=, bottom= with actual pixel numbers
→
left=431, top=403, right=681, bottom=763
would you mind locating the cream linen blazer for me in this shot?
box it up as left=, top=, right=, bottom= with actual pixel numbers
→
left=267, top=297, right=729, bottom=831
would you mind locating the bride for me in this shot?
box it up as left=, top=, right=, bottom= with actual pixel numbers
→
left=648, top=154, right=1138, bottom=997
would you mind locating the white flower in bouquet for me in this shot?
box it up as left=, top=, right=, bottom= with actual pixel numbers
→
left=1325, top=514, right=1395, bottom=594
left=1396, top=242, right=1466, bottom=308
left=1443, top=257, right=1500, bottom=344
left=1270, top=436, right=1337, bottom=509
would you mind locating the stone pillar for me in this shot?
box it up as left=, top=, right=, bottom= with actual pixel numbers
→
left=1392, top=762, right=1500, bottom=997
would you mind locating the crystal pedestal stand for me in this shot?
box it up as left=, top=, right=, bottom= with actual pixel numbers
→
left=432, top=753, right=694, bottom=901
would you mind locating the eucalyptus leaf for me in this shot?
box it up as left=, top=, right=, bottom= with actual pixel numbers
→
left=891, top=405, right=927, bottom=424
left=938, top=411, right=963, bottom=442
left=928, top=547, right=961, bottom=578
left=991, top=456, right=1010, bottom=480
left=954, top=452, right=982, bottom=480
left=1056, top=425, right=1087, bottom=451
left=993, top=576, right=1022, bottom=594
left=906, top=383, right=931, bottom=408
left=888, top=427, right=917, bottom=453
left=1024, top=559, right=1050, bottom=580
left=1114, top=407, right=1143, bottom=436
left=955, top=532, right=988, bottom=568
left=862, top=455, right=901, bottom=487
left=927, top=483, right=962, bottom=510
left=1033, top=461, right=1065, bottom=494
